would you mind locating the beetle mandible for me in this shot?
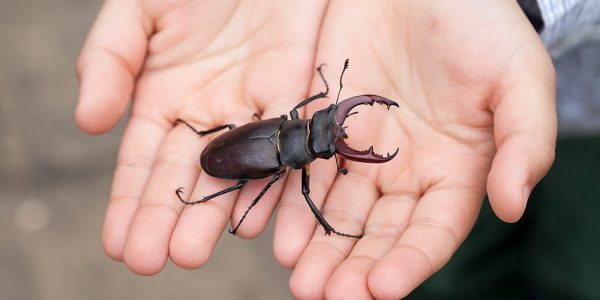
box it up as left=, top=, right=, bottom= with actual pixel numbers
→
left=175, top=59, right=398, bottom=238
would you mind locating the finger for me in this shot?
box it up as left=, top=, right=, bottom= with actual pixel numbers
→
left=325, top=193, right=417, bottom=299
left=487, top=44, right=556, bottom=222
left=120, top=118, right=204, bottom=275
left=289, top=171, right=378, bottom=300
left=169, top=171, right=241, bottom=269
left=76, top=0, right=151, bottom=134
left=102, top=115, right=167, bottom=261
left=368, top=185, right=483, bottom=299
left=325, top=257, right=375, bottom=300
left=169, top=117, right=249, bottom=269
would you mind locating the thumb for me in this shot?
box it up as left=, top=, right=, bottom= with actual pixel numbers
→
left=487, top=42, right=557, bottom=222
left=76, top=0, right=151, bottom=134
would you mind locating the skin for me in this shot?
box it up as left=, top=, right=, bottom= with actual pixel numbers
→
left=76, top=0, right=556, bottom=298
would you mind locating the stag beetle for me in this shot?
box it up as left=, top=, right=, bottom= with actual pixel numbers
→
left=175, top=59, right=398, bottom=238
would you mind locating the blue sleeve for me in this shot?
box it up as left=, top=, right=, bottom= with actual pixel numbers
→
left=536, top=0, right=600, bottom=57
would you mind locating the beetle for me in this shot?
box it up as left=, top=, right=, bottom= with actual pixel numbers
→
left=175, top=59, right=398, bottom=238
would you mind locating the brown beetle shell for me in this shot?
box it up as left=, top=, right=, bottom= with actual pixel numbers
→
left=200, top=118, right=286, bottom=180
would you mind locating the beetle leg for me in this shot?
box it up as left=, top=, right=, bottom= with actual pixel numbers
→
left=334, top=154, right=348, bottom=175
left=229, top=169, right=286, bottom=235
left=301, top=166, right=363, bottom=238
left=289, top=64, right=330, bottom=120
left=175, top=119, right=236, bottom=136
left=176, top=180, right=247, bottom=205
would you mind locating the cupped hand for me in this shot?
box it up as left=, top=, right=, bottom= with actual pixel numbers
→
left=271, top=1, right=556, bottom=299
left=76, top=0, right=329, bottom=275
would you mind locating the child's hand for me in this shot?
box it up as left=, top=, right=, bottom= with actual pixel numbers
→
left=272, top=1, right=556, bottom=298
left=76, top=0, right=328, bottom=275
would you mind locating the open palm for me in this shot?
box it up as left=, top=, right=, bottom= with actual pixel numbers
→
left=269, top=1, right=556, bottom=299
left=77, top=0, right=331, bottom=274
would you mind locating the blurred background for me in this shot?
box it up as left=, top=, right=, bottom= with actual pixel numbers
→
left=0, top=1, right=292, bottom=299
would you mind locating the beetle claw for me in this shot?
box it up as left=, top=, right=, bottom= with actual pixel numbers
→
left=334, top=94, right=398, bottom=125
left=335, top=139, right=399, bottom=163
left=333, top=95, right=399, bottom=163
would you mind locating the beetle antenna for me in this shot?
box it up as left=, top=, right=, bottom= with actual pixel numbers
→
left=335, top=59, right=349, bottom=105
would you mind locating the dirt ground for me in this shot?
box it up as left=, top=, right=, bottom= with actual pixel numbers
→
left=0, top=1, right=292, bottom=299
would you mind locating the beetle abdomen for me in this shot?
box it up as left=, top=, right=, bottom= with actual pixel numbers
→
left=200, top=118, right=285, bottom=180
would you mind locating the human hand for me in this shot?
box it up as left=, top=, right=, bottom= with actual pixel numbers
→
left=76, top=0, right=329, bottom=275
left=270, top=1, right=556, bottom=298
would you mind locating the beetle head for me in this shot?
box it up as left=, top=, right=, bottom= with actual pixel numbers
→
left=308, top=95, right=399, bottom=163
left=307, top=104, right=341, bottom=159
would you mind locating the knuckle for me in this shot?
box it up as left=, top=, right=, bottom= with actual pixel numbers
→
left=394, top=242, right=435, bottom=272
left=278, top=198, right=313, bottom=215
left=410, top=217, right=458, bottom=244
left=323, top=209, right=364, bottom=232
left=137, top=202, right=180, bottom=218
left=156, top=151, right=198, bottom=169
left=364, top=222, right=404, bottom=239
left=117, top=155, right=154, bottom=169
